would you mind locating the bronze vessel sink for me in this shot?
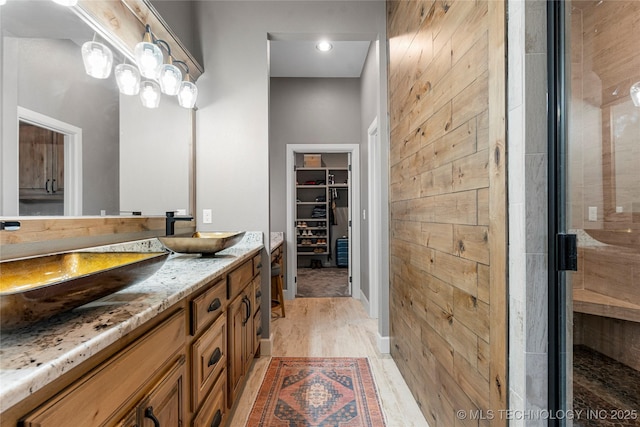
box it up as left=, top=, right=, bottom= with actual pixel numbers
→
left=158, top=231, right=245, bottom=254
left=0, top=251, right=168, bottom=331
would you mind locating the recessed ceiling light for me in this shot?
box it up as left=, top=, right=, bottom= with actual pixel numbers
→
left=316, top=41, right=333, bottom=52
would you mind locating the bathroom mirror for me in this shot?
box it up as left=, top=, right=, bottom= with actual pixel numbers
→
left=0, top=0, right=194, bottom=217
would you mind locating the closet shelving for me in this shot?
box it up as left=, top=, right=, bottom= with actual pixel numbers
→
left=295, top=166, right=349, bottom=261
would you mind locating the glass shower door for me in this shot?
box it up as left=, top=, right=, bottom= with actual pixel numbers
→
left=558, top=1, right=640, bottom=425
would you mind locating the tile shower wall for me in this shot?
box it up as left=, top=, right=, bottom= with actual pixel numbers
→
left=507, top=1, right=549, bottom=426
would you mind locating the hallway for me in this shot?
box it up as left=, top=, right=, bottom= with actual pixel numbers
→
left=226, top=298, right=429, bottom=426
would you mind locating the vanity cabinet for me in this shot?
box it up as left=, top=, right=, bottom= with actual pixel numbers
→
left=4, top=250, right=263, bottom=427
left=227, top=255, right=262, bottom=407
left=21, top=310, right=186, bottom=427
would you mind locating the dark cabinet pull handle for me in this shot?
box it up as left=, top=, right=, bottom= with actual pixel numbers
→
left=242, top=296, right=251, bottom=325
left=256, top=326, right=262, bottom=336
left=52, top=179, right=57, bottom=193
left=45, top=179, right=50, bottom=193
left=210, top=410, right=222, bottom=427
left=208, top=347, right=222, bottom=367
left=255, top=290, right=262, bottom=299
left=207, top=298, right=222, bottom=313
left=256, top=262, right=262, bottom=269
left=144, top=407, right=161, bottom=427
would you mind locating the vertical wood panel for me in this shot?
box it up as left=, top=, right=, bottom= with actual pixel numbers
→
left=387, top=0, right=507, bottom=424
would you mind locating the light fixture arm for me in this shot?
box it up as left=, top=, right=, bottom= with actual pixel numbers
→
left=173, top=60, right=191, bottom=79
left=155, top=39, right=172, bottom=58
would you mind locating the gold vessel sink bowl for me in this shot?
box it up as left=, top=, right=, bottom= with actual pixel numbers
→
left=0, top=252, right=168, bottom=331
left=159, top=231, right=246, bottom=254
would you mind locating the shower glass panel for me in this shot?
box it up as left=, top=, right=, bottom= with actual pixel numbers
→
left=564, top=0, right=640, bottom=425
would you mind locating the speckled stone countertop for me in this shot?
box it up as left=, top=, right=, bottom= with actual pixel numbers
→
left=0, top=231, right=263, bottom=412
left=270, top=232, right=283, bottom=251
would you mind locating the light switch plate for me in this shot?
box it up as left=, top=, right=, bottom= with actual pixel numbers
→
left=588, top=206, right=597, bottom=221
left=203, top=209, right=212, bottom=224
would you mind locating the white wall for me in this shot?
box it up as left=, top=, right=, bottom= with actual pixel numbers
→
left=269, top=77, right=361, bottom=233
left=194, top=0, right=388, bottom=340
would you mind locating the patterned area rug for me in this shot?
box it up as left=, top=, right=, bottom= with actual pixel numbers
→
left=296, top=268, right=350, bottom=298
left=248, top=357, right=386, bottom=426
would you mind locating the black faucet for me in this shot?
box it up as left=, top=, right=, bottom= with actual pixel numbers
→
left=0, top=221, right=21, bottom=231
left=165, top=211, right=193, bottom=236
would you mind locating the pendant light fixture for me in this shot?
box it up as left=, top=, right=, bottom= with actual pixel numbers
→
left=81, top=41, right=113, bottom=79
left=82, top=24, right=197, bottom=108
left=174, top=60, right=198, bottom=109
left=155, top=40, right=182, bottom=96
left=140, top=80, right=161, bottom=108
left=115, top=63, right=141, bottom=95
left=134, top=25, right=163, bottom=79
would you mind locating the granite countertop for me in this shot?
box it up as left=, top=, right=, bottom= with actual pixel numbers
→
left=270, top=231, right=284, bottom=252
left=0, top=232, right=263, bottom=412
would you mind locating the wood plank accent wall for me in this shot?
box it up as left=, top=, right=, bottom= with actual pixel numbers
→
left=0, top=217, right=194, bottom=260
left=386, top=1, right=507, bottom=425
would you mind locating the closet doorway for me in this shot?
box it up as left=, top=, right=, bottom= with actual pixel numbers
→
left=285, top=144, right=360, bottom=300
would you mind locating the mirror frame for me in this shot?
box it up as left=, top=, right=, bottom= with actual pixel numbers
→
left=0, top=0, right=202, bottom=261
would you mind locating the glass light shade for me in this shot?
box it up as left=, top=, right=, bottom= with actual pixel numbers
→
left=115, top=64, right=141, bottom=95
left=316, top=41, right=333, bottom=52
left=52, top=0, right=78, bottom=5
left=157, top=63, right=182, bottom=96
left=631, top=82, right=640, bottom=107
left=81, top=41, right=113, bottom=79
left=134, top=42, right=163, bottom=79
left=177, top=80, right=198, bottom=109
left=0, top=0, right=7, bottom=6
left=140, top=80, right=161, bottom=108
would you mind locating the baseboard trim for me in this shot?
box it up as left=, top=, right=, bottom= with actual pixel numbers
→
left=259, top=333, right=274, bottom=356
left=377, top=333, right=390, bottom=354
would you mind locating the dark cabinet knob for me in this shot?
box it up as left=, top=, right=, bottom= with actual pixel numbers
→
left=208, top=347, right=222, bottom=367
left=210, top=410, right=222, bottom=427
left=207, top=298, right=222, bottom=313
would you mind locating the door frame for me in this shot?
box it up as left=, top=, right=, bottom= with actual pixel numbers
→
left=367, top=118, right=380, bottom=319
left=285, top=144, right=360, bottom=300
left=17, top=107, right=83, bottom=216
left=547, top=0, right=569, bottom=424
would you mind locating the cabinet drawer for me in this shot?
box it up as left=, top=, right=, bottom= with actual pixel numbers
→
left=253, top=253, right=262, bottom=276
left=191, top=278, right=226, bottom=335
left=22, top=310, right=185, bottom=427
left=252, top=276, right=261, bottom=313
left=270, top=246, right=281, bottom=264
left=228, top=259, right=253, bottom=300
left=192, top=371, right=227, bottom=427
left=191, top=312, right=227, bottom=410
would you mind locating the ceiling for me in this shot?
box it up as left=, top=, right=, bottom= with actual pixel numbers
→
left=270, top=40, right=371, bottom=78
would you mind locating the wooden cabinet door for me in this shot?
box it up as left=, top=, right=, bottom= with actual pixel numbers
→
left=140, top=358, right=186, bottom=427
left=227, top=293, right=246, bottom=406
left=243, top=292, right=254, bottom=373
left=19, top=122, right=50, bottom=190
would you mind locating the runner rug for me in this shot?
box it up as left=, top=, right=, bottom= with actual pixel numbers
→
left=247, top=357, right=387, bottom=427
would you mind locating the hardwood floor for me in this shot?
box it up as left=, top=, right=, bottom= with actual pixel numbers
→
left=226, top=297, right=430, bottom=426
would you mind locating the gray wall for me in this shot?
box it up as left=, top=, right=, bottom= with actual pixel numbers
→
left=194, top=0, right=388, bottom=340
left=149, top=0, right=203, bottom=67
left=1, top=37, right=119, bottom=216
left=359, top=40, right=378, bottom=302
left=120, top=95, right=191, bottom=216
left=269, top=77, right=361, bottom=234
